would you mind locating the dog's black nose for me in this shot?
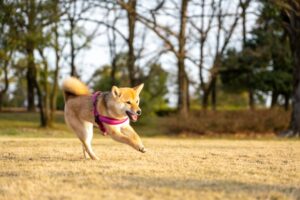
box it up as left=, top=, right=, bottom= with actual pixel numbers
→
left=136, top=110, right=142, bottom=115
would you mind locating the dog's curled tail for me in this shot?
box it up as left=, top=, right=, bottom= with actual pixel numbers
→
left=62, top=77, right=90, bottom=101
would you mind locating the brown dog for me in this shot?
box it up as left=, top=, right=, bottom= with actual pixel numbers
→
left=62, top=77, right=146, bottom=160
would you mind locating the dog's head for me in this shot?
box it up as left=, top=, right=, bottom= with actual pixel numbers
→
left=109, top=84, right=144, bottom=122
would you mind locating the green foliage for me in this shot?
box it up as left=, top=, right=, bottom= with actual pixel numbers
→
left=90, top=53, right=128, bottom=91
left=220, top=2, right=293, bottom=106
left=91, top=65, right=122, bottom=91
left=215, top=90, right=249, bottom=109
left=10, top=78, right=27, bottom=107
left=4, top=58, right=28, bottom=107
left=139, top=63, right=168, bottom=114
left=1, top=0, right=58, bottom=53
left=56, top=91, right=65, bottom=111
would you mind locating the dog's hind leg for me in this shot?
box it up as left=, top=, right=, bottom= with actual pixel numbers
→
left=81, top=122, right=93, bottom=159
left=82, top=144, right=88, bottom=159
left=82, top=141, right=99, bottom=160
left=65, top=112, right=99, bottom=160
left=82, top=122, right=99, bottom=160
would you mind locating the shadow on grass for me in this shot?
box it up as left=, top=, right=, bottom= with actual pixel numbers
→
left=117, top=175, right=300, bottom=198
left=0, top=153, right=86, bottom=163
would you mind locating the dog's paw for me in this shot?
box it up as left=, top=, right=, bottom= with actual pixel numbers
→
left=139, top=146, right=147, bottom=153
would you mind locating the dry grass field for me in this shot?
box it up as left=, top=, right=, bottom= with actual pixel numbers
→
left=0, top=138, right=299, bottom=200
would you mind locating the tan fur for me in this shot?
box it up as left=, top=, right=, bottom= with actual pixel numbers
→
left=62, top=77, right=146, bottom=160
left=62, top=77, right=90, bottom=100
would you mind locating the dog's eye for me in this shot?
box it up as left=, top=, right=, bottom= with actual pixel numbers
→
left=126, top=101, right=131, bottom=105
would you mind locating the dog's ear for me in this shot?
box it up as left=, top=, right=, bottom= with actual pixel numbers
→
left=133, top=83, right=144, bottom=96
left=112, top=86, right=122, bottom=98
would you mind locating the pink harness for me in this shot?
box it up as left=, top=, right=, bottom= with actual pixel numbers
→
left=92, top=91, right=128, bottom=135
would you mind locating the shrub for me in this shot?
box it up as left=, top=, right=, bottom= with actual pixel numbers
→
left=161, top=109, right=290, bottom=135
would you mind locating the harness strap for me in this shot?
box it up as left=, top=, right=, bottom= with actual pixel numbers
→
left=92, top=91, right=128, bottom=135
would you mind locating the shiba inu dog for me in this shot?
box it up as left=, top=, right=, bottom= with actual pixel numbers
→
left=62, top=77, right=146, bottom=160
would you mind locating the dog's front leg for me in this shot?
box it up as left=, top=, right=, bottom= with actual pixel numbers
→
left=109, top=126, right=146, bottom=153
left=122, top=125, right=146, bottom=153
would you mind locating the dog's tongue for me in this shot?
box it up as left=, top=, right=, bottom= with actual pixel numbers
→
left=132, top=114, right=138, bottom=121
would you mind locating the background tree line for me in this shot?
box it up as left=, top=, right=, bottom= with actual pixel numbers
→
left=0, top=0, right=299, bottom=136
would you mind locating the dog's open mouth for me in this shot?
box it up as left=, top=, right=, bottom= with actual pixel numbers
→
left=126, top=111, right=138, bottom=122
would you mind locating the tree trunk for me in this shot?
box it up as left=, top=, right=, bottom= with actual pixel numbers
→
left=200, top=0, right=240, bottom=111
left=202, top=91, right=209, bottom=110
left=27, top=47, right=46, bottom=126
left=26, top=48, right=36, bottom=112
left=240, top=0, right=254, bottom=110
left=203, top=55, right=220, bottom=111
left=288, top=34, right=300, bottom=136
left=249, top=88, right=255, bottom=110
left=281, top=1, right=300, bottom=136
left=177, top=0, right=189, bottom=116
left=0, top=93, right=3, bottom=111
left=211, top=79, right=217, bottom=111
left=108, top=22, right=118, bottom=87
left=39, top=49, right=51, bottom=127
left=271, top=91, right=278, bottom=108
left=126, top=0, right=137, bottom=87
left=110, top=56, right=117, bottom=86
left=26, top=0, right=36, bottom=112
left=34, top=78, right=46, bottom=127
left=43, top=69, right=50, bottom=127
left=202, top=83, right=213, bottom=111
left=0, top=52, right=10, bottom=111
left=50, top=66, right=59, bottom=126
left=70, top=18, right=77, bottom=77
left=50, top=75, right=59, bottom=126
left=202, top=76, right=215, bottom=110
left=186, top=74, right=190, bottom=110
left=178, top=58, right=189, bottom=116
left=284, top=93, right=290, bottom=111
left=50, top=23, right=60, bottom=125
left=26, top=0, right=46, bottom=126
